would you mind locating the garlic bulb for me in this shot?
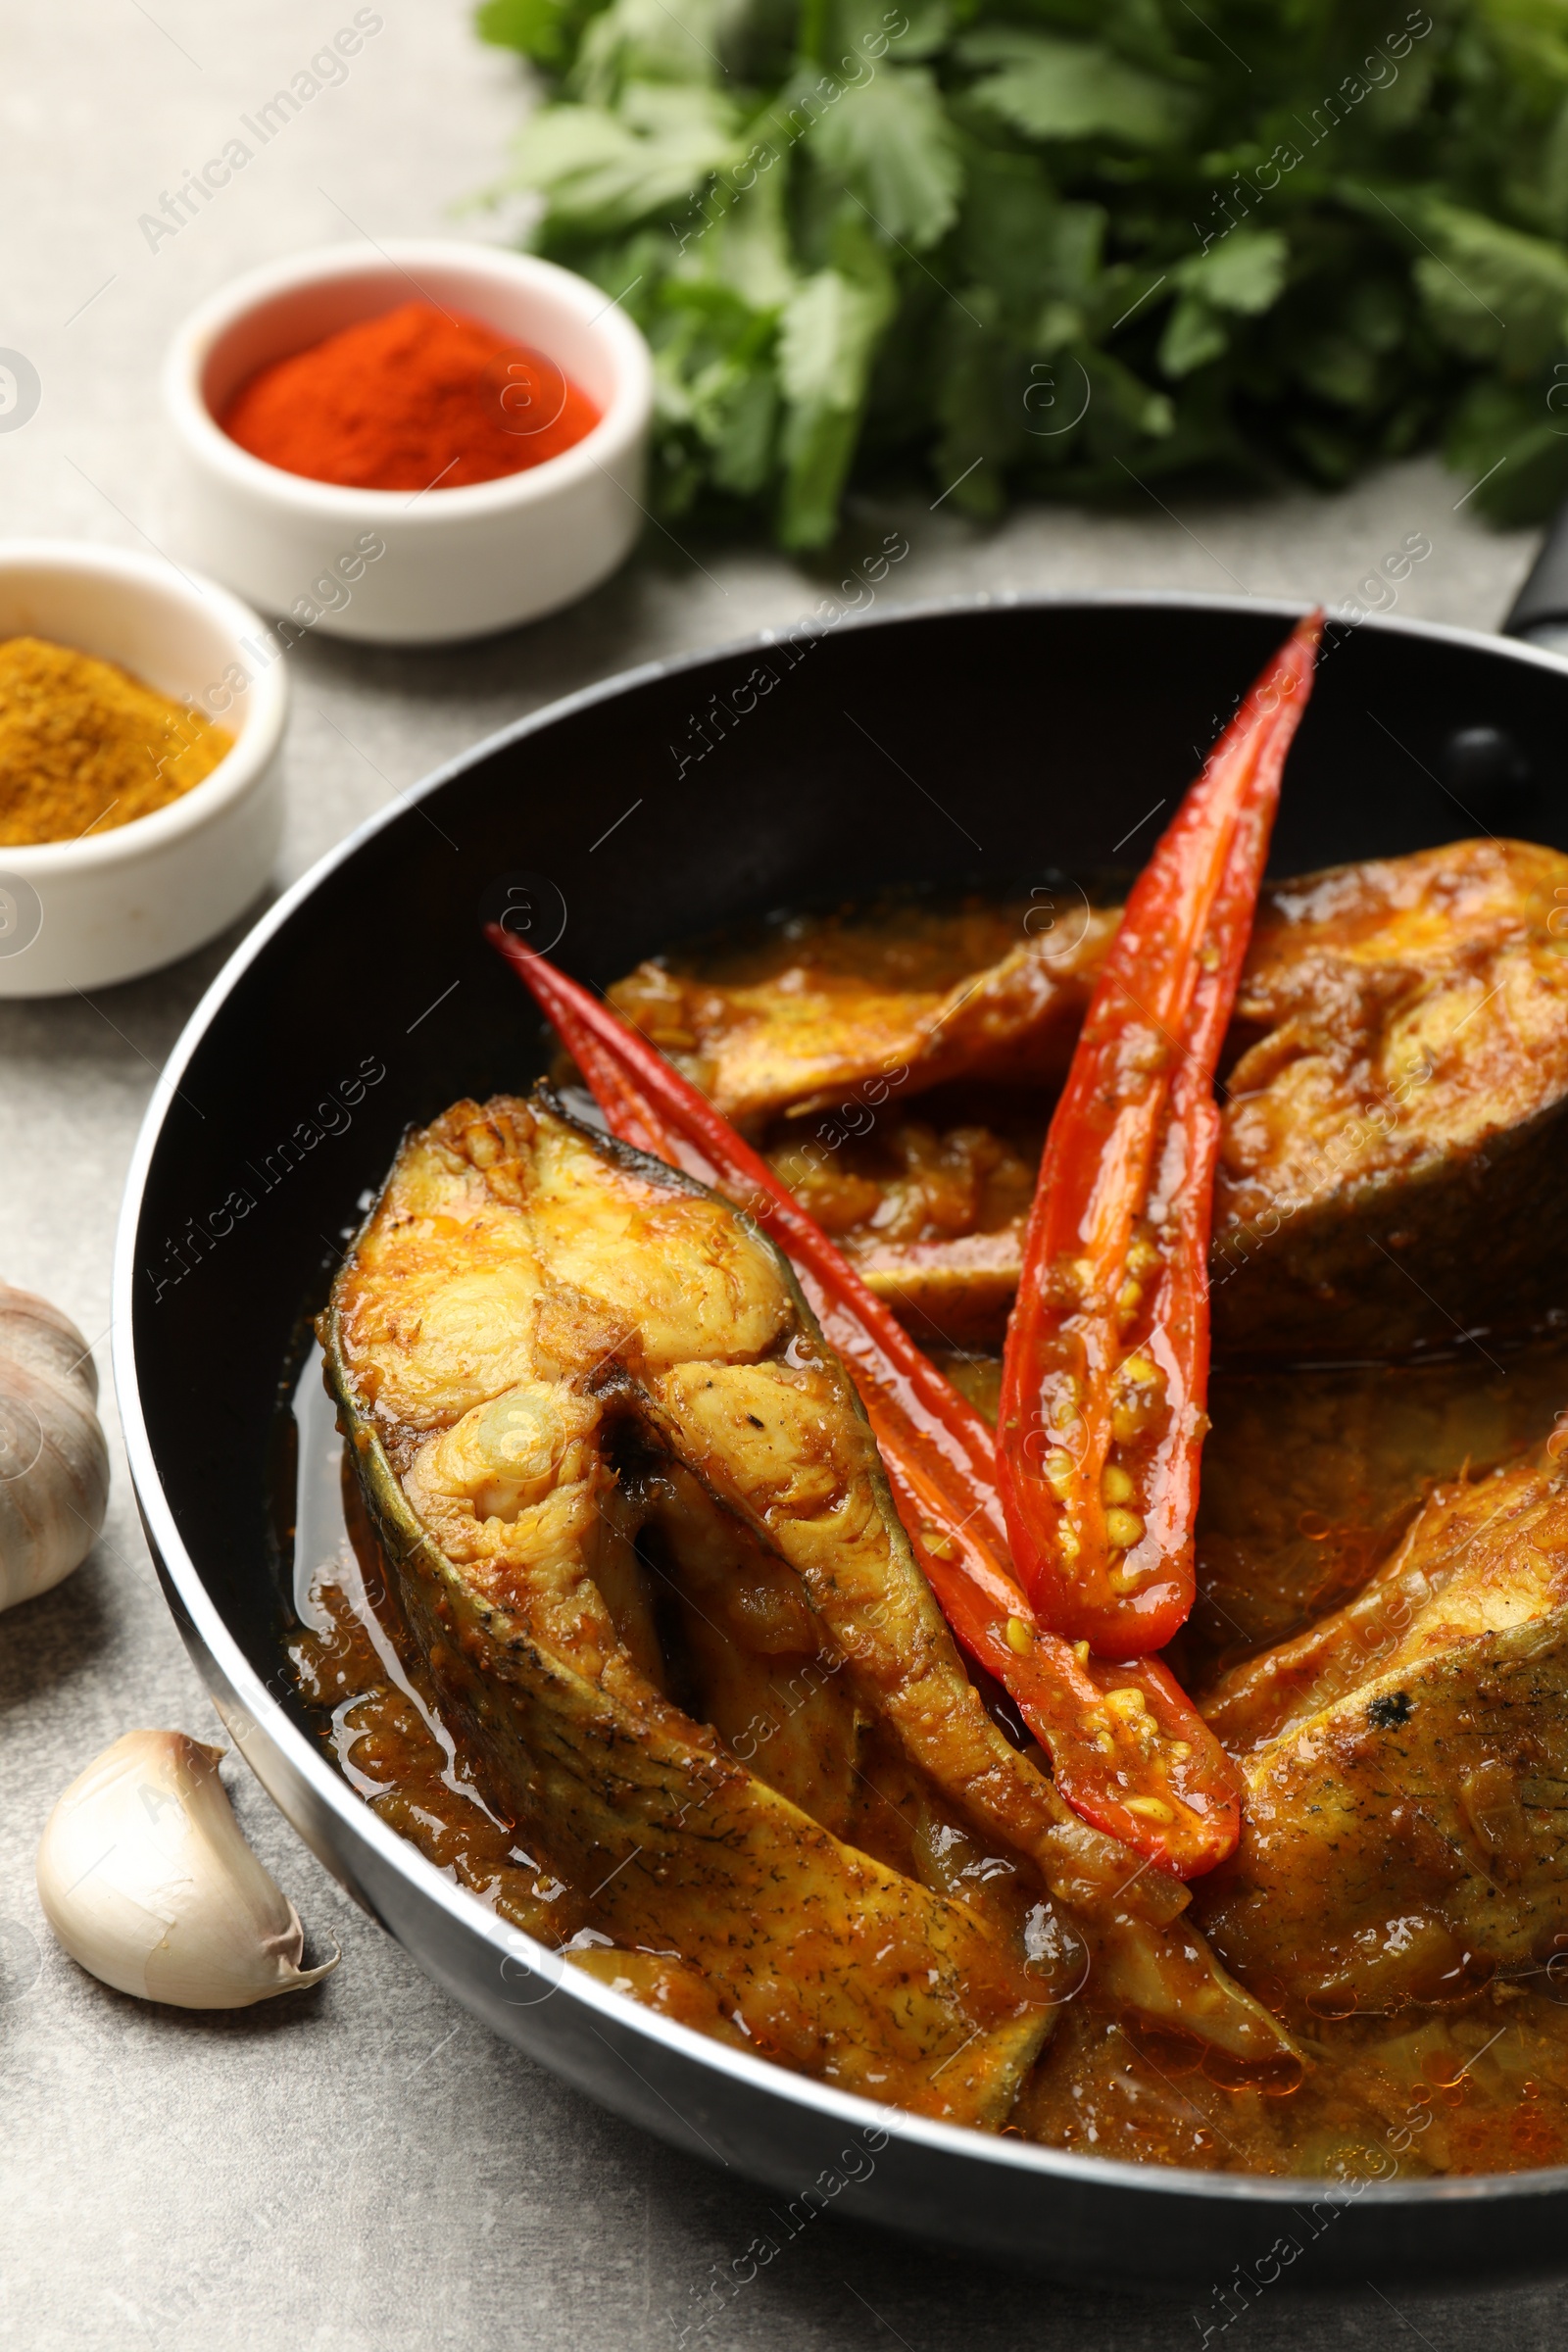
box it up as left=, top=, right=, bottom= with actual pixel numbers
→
left=0, top=1281, right=109, bottom=1611
left=36, top=1730, right=339, bottom=2008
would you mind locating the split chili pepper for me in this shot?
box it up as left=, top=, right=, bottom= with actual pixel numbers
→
left=487, top=929, right=1242, bottom=1875
left=997, top=612, right=1323, bottom=1658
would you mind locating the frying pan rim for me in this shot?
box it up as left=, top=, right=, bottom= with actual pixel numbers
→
left=112, top=588, right=1568, bottom=2213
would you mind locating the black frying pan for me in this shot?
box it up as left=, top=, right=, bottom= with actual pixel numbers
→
left=114, top=588, right=1568, bottom=2293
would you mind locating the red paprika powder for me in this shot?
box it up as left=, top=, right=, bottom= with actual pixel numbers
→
left=220, top=300, right=601, bottom=491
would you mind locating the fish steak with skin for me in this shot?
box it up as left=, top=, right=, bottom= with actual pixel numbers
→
left=327, top=1088, right=1294, bottom=2115
left=1210, top=838, right=1568, bottom=1355
left=1196, top=1450, right=1568, bottom=2016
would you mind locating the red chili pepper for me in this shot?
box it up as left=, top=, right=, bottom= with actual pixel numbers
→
left=997, top=613, right=1323, bottom=1657
left=488, top=931, right=1241, bottom=1875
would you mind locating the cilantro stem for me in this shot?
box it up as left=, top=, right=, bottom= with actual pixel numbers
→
left=797, top=0, right=829, bottom=70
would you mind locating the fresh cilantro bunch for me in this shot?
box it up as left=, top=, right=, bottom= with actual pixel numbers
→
left=478, top=0, right=1568, bottom=546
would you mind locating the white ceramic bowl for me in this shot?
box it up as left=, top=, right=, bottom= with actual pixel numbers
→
left=0, top=542, right=287, bottom=998
left=164, top=240, right=656, bottom=646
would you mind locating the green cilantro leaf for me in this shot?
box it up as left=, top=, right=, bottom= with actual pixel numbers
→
left=958, top=28, right=1199, bottom=149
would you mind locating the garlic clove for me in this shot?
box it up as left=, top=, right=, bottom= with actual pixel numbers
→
left=0, top=1282, right=110, bottom=1612
left=36, top=1730, right=339, bottom=2009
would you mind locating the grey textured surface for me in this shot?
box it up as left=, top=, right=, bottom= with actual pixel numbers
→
left=1, top=3, right=1564, bottom=2347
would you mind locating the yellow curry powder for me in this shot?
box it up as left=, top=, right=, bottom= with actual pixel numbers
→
left=0, top=635, right=234, bottom=848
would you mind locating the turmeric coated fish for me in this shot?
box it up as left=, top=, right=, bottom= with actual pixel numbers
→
left=610, top=909, right=1118, bottom=1133
left=327, top=1091, right=1049, bottom=2123
left=1211, top=838, right=1568, bottom=1355
left=1195, top=1452, right=1568, bottom=2015
left=327, top=1089, right=1293, bottom=2110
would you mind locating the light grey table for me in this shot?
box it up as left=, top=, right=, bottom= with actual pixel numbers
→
left=1, top=5, right=1562, bottom=2346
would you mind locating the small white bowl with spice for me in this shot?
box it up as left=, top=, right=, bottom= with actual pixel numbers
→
left=164, top=240, right=655, bottom=646
left=0, top=540, right=287, bottom=998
